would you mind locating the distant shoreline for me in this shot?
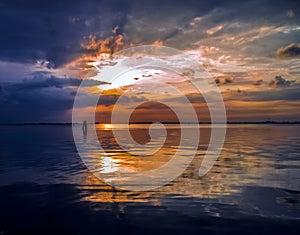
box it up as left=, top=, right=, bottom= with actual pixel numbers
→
left=0, top=121, right=300, bottom=126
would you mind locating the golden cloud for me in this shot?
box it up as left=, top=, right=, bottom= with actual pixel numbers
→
left=152, top=40, right=164, bottom=46
left=81, top=34, right=124, bottom=56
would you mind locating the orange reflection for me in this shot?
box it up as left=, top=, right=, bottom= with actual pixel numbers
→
left=78, top=125, right=287, bottom=205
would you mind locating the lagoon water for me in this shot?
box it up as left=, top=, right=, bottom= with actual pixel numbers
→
left=0, top=124, right=299, bottom=234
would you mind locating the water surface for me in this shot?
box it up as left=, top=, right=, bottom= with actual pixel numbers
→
left=0, top=124, right=299, bottom=234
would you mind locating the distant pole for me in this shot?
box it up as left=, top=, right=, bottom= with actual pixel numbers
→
left=82, top=120, right=87, bottom=136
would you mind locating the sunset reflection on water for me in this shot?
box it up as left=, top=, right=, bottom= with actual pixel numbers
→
left=77, top=124, right=300, bottom=217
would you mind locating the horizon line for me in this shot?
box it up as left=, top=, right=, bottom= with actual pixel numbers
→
left=1, top=121, right=300, bottom=126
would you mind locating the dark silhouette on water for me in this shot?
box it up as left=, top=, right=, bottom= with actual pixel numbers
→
left=82, top=120, right=87, bottom=136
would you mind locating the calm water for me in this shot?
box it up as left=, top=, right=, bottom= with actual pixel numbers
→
left=0, top=124, right=299, bottom=234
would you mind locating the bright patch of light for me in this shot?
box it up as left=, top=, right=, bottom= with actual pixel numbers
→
left=90, top=57, right=165, bottom=90
left=100, top=156, right=118, bottom=173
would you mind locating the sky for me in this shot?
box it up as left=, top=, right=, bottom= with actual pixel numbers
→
left=0, top=0, right=299, bottom=123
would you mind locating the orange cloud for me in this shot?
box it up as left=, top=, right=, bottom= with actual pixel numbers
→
left=206, top=25, right=224, bottom=35
left=60, top=33, right=125, bottom=78
left=81, top=34, right=124, bottom=56
left=152, top=40, right=163, bottom=46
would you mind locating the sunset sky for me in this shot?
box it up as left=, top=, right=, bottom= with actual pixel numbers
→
left=0, top=0, right=299, bottom=122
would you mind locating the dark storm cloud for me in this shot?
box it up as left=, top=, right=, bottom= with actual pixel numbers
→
left=0, top=69, right=147, bottom=122
left=0, top=74, right=109, bottom=122
left=1, top=0, right=299, bottom=68
left=0, top=0, right=131, bottom=67
left=0, top=84, right=74, bottom=122
left=276, top=43, right=300, bottom=59
left=6, top=76, right=110, bottom=91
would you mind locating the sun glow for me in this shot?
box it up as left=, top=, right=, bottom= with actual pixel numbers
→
left=102, top=124, right=113, bottom=129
